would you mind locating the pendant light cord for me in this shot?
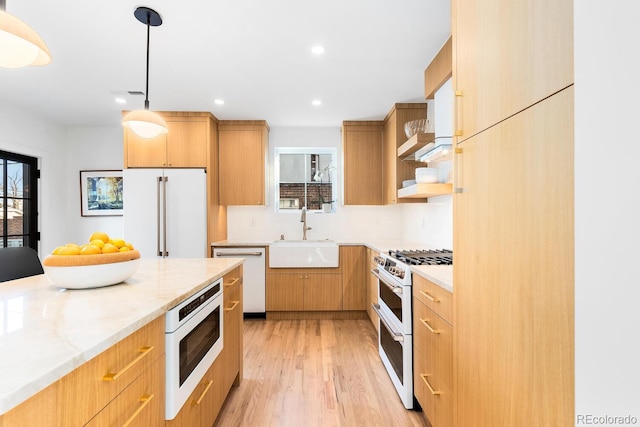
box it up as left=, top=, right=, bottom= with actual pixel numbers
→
left=144, top=14, right=151, bottom=110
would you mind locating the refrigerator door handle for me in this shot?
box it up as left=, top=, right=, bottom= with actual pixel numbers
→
left=163, top=176, right=168, bottom=257
left=157, top=176, right=162, bottom=257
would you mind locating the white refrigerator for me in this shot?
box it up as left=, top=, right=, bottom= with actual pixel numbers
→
left=123, top=168, right=207, bottom=258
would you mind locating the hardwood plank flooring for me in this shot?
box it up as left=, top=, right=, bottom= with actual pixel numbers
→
left=214, top=318, right=429, bottom=427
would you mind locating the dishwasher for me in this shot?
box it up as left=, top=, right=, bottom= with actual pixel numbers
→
left=212, top=246, right=266, bottom=318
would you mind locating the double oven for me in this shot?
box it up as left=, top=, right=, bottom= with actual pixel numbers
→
left=165, top=277, right=224, bottom=420
left=371, top=249, right=453, bottom=410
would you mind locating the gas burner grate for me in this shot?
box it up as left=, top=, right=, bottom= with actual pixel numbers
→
left=388, top=249, right=453, bottom=266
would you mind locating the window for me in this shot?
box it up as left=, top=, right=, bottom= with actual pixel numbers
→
left=0, top=150, right=39, bottom=250
left=275, top=148, right=336, bottom=212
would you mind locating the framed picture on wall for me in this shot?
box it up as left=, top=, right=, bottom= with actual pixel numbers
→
left=80, top=170, right=123, bottom=216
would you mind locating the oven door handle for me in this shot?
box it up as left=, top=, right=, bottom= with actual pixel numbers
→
left=371, top=268, right=403, bottom=295
left=372, top=303, right=404, bottom=342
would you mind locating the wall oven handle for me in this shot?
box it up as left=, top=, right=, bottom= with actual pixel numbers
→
left=215, top=251, right=263, bottom=257
left=371, top=269, right=403, bottom=295
left=372, top=303, right=404, bottom=342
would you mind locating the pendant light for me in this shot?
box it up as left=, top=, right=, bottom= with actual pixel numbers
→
left=0, top=0, right=52, bottom=68
left=122, top=7, right=168, bottom=139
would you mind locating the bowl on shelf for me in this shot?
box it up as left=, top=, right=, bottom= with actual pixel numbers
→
left=415, top=167, right=439, bottom=184
left=404, top=118, right=431, bottom=139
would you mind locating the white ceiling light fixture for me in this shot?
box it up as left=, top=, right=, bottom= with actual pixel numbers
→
left=312, top=99, right=322, bottom=106
left=311, top=45, right=325, bottom=55
left=214, top=99, right=224, bottom=105
left=121, top=6, right=168, bottom=139
left=0, top=0, right=52, bottom=68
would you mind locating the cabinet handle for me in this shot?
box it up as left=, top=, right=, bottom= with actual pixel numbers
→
left=419, top=290, right=439, bottom=302
left=454, top=147, right=463, bottom=194
left=225, top=301, right=240, bottom=311
left=225, top=277, right=240, bottom=287
left=419, top=317, right=440, bottom=334
left=193, top=380, right=213, bottom=406
left=102, top=346, right=154, bottom=381
left=454, top=90, right=463, bottom=137
left=420, top=374, right=441, bottom=395
left=122, top=393, right=155, bottom=427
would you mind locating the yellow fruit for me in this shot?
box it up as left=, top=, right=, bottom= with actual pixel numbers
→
left=90, top=239, right=105, bottom=248
left=80, top=244, right=101, bottom=255
left=58, top=246, right=81, bottom=255
left=102, top=243, right=119, bottom=254
left=52, top=246, right=65, bottom=255
left=119, top=246, right=131, bottom=252
left=110, top=238, right=126, bottom=249
left=125, top=241, right=134, bottom=250
left=65, top=243, right=80, bottom=248
left=89, top=232, right=110, bottom=244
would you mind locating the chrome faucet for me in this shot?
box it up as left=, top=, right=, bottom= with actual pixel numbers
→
left=300, top=207, right=312, bottom=240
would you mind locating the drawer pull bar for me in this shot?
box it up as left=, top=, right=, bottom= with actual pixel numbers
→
left=225, top=277, right=240, bottom=287
left=419, top=318, right=440, bottom=334
left=420, top=374, right=441, bottom=396
left=103, top=346, right=154, bottom=381
left=122, top=393, right=154, bottom=427
left=225, top=301, right=240, bottom=312
left=419, top=290, right=439, bottom=302
left=194, top=380, right=214, bottom=405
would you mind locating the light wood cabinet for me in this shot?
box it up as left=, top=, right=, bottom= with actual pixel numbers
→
left=453, top=87, right=574, bottom=426
left=0, top=317, right=165, bottom=427
left=124, top=112, right=213, bottom=168
left=267, top=267, right=342, bottom=312
left=452, top=0, right=573, bottom=142
left=218, top=120, right=269, bottom=205
left=221, top=266, right=243, bottom=393
left=424, top=36, right=453, bottom=100
left=340, top=246, right=367, bottom=310
left=413, top=275, right=453, bottom=427
left=366, top=247, right=379, bottom=332
left=382, top=103, right=428, bottom=204
left=342, top=121, right=384, bottom=205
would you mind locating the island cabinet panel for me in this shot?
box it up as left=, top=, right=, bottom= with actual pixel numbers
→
left=342, top=121, right=384, bottom=205
left=124, top=112, right=213, bottom=168
left=340, top=245, right=367, bottom=310
left=453, top=87, right=574, bottom=426
left=383, top=103, right=428, bottom=204
left=218, top=120, right=269, bottom=206
left=453, top=0, right=573, bottom=142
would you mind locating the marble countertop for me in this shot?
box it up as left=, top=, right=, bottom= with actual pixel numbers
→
left=212, top=239, right=453, bottom=292
left=0, top=257, right=244, bottom=415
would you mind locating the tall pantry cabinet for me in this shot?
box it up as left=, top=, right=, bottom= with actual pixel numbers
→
left=452, top=0, right=574, bottom=426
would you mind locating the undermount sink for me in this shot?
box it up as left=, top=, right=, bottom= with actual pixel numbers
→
left=269, top=240, right=339, bottom=268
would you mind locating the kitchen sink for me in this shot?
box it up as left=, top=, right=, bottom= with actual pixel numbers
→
left=268, top=240, right=339, bottom=268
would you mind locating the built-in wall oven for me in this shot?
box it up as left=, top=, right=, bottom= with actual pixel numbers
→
left=165, top=278, right=224, bottom=420
left=372, top=249, right=453, bottom=410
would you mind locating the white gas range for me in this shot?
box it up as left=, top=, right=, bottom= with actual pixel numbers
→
left=371, top=249, right=453, bottom=409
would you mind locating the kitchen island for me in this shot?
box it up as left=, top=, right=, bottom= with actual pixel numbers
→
left=0, top=257, right=243, bottom=423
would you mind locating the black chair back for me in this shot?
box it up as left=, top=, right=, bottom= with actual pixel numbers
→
left=0, top=247, right=45, bottom=283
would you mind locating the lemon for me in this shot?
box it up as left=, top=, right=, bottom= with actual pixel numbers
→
left=90, top=239, right=105, bottom=248
left=52, top=246, right=65, bottom=255
left=58, top=246, right=81, bottom=255
left=64, top=243, right=81, bottom=249
left=125, top=241, right=134, bottom=250
left=80, top=244, right=102, bottom=255
left=110, top=238, right=126, bottom=249
left=102, top=243, right=119, bottom=254
left=89, top=232, right=110, bottom=244
left=119, top=246, right=131, bottom=252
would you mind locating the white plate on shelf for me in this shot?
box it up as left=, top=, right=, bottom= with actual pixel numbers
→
left=43, top=259, right=140, bottom=289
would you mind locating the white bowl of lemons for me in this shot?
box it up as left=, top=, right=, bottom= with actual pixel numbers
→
left=43, top=232, right=141, bottom=290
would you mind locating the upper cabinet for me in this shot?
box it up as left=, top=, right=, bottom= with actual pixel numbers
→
left=453, top=0, right=573, bottom=141
left=123, top=111, right=213, bottom=168
left=383, top=103, right=428, bottom=204
left=218, top=120, right=269, bottom=206
left=342, top=121, right=384, bottom=205
left=424, top=36, right=453, bottom=100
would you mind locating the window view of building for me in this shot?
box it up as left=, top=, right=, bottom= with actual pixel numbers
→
left=0, top=150, right=39, bottom=250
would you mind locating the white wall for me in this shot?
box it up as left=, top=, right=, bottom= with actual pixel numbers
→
left=227, top=126, right=450, bottom=245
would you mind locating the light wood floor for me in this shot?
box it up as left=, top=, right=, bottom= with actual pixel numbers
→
left=214, top=318, right=430, bottom=427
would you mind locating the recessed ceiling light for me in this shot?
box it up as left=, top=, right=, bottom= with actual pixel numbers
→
left=312, top=100, right=322, bottom=106
left=311, top=45, right=325, bottom=55
left=214, top=99, right=224, bottom=105
left=115, top=97, right=127, bottom=104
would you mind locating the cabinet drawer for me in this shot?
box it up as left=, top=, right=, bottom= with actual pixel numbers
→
left=414, top=349, right=453, bottom=427
left=413, top=298, right=453, bottom=389
left=223, top=266, right=242, bottom=294
left=59, top=316, right=165, bottom=426
left=85, top=355, right=165, bottom=427
left=413, top=274, right=453, bottom=324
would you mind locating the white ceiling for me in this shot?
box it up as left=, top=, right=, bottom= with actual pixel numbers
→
left=0, top=0, right=451, bottom=128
